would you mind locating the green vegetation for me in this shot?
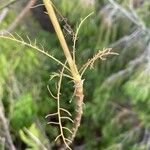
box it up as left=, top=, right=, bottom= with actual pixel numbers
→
left=0, top=0, right=150, bottom=149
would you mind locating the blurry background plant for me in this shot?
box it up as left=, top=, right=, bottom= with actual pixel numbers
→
left=0, top=0, right=150, bottom=149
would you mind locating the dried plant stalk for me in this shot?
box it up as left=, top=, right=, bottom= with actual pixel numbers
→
left=0, top=0, right=118, bottom=149
left=43, top=0, right=79, bottom=79
left=43, top=1, right=118, bottom=149
left=43, top=0, right=84, bottom=147
left=70, top=80, right=84, bottom=143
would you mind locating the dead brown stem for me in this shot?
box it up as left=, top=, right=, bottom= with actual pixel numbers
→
left=69, top=80, right=84, bottom=143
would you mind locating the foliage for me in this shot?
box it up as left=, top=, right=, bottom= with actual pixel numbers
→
left=10, top=94, right=37, bottom=130
left=124, top=68, right=150, bottom=127
left=19, top=123, right=48, bottom=149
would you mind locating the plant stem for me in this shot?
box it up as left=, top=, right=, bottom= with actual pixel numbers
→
left=43, top=0, right=80, bottom=81
left=43, top=0, right=84, bottom=146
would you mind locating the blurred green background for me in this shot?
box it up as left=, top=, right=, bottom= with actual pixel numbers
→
left=0, top=0, right=150, bottom=149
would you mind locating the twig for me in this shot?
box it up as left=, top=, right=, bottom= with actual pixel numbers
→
left=0, top=98, right=16, bottom=150
left=56, top=66, right=72, bottom=150
left=1, top=0, right=37, bottom=35
left=43, top=0, right=80, bottom=80
left=24, top=128, right=47, bottom=150
left=73, top=12, right=93, bottom=62
left=0, top=0, right=18, bottom=10
left=0, top=33, right=71, bottom=72
left=0, top=137, right=5, bottom=150
left=43, top=1, right=84, bottom=147
left=0, top=8, right=9, bottom=24
left=80, top=48, right=118, bottom=76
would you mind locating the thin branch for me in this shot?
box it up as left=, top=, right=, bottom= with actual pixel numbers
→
left=0, top=8, right=9, bottom=24
left=65, top=138, right=72, bottom=144
left=47, top=122, right=59, bottom=125
left=43, top=0, right=80, bottom=80
left=60, top=117, right=74, bottom=123
left=52, top=2, right=75, bottom=41
left=0, top=0, right=37, bottom=34
left=45, top=113, right=58, bottom=118
left=0, top=137, right=5, bottom=149
left=54, top=134, right=61, bottom=142
left=51, top=72, right=74, bottom=80
left=47, top=85, right=57, bottom=100
left=0, top=34, right=71, bottom=72
left=46, top=62, right=73, bottom=149
left=80, top=48, right=118, bottom=76
left=0, top=0, right=18, bottom=10
left=62, top=127, right=73, bottom=134
left=59, top=108, right=72, bottom=117
left=24, top=128, right=47, bottom=150
left=73, top=12, right=93, bottom=62
left=0, top=100, right=16, bottom=150
left=31, top=3, right=44, bottom=9
left=56, top=64, right=72, bottom=150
